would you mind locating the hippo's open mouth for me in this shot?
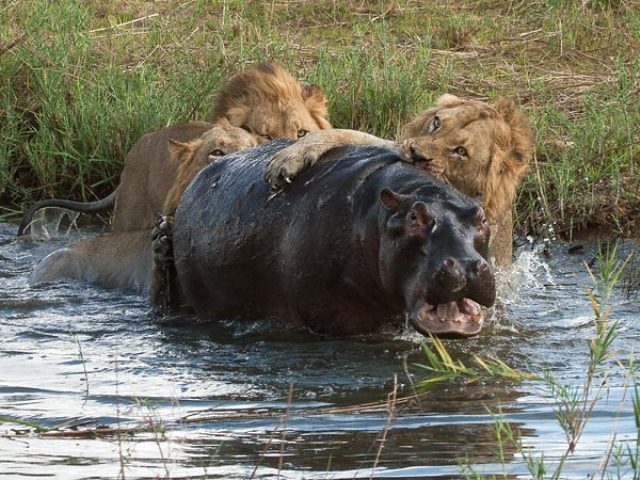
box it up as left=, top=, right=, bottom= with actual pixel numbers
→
left=409, top=298, right=483, bottom=337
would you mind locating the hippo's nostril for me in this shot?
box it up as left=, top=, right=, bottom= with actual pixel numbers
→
left=443, top=258, right=454, bottom=269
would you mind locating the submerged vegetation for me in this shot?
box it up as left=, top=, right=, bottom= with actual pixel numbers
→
left=0, top=0, right=639, bottom=237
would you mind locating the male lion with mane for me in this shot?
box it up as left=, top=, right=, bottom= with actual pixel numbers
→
left=264, top=94, right=534, bottom=266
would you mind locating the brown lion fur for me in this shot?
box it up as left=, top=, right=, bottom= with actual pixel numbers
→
left=213, top=63, right=332, bottom=140
left=399, top=94, right=533, bottom=225
left=114, top=63, right=331, bottom=230
left=111, top=121, right=253, bottom=232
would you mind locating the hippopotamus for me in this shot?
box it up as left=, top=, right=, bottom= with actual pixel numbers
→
left=172, top=140, right=496, bottom=337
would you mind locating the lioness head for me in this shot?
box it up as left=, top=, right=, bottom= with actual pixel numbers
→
left=213, top=63, right=332, bottom=142
left=399, top=94, right=534, bottom=223
left=163, top=119, right=258, bottom=215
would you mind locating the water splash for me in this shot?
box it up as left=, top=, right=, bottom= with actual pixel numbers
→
left=27, top=208, right=80, bottom=241
left=496, top=241, right=555, bottom=307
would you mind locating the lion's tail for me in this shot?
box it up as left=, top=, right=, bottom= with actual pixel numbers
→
left=17, top=187, right=118, bottom=236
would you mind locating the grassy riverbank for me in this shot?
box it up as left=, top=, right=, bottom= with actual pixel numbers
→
left=1, top=0, right=639, bottom=237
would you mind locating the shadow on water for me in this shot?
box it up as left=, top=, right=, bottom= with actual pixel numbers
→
left=0, top=221, right=638, bottom=479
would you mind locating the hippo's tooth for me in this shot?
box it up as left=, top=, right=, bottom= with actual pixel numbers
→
left=458, top=298, right=481, bottom=316
left=436, top=304, right=448, bottom=321
left=284, top=176, right=292, bottom=184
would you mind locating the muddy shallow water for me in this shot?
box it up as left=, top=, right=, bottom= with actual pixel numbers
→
left=0, top=221, right=638, bottom=479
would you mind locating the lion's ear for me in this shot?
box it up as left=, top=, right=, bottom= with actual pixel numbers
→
left=224, top=106, right=249, bottom=128
left=168, top=139, right=193, bottom=164
left=302, top=84, right=332, bottom=129
left=216, top=117, right=233, bottom=130
left=436, top=94, right=464, bottom=108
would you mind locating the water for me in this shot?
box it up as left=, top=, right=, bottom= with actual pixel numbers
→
left=0, top=221, right=638, bottom=479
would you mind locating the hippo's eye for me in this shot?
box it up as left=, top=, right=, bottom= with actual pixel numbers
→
left=430, top=116, right=441, bottom=133
left=297, top=129, right=308, bottom=139
left=208, top=149, right=225, bottom=159
left=454, top=146, right=467, bottom=156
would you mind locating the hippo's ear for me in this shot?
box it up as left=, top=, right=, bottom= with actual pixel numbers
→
left=407, top=202, right=434, bottom=238
left=380, top=188, right=407, bottom=212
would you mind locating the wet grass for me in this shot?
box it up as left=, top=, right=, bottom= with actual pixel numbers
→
left=1, top=0, right=639, bottom=237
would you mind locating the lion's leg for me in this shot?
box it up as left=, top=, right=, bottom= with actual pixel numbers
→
left=150, top=214, right=183, bottom=310
left=264, top=129, right=398, bottom=190
left=29, top=230, right=154, bottom=292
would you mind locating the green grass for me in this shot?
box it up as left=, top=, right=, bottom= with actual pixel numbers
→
left=1, top=0, right=639, bottom=237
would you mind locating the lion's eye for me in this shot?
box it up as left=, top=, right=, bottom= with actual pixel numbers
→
left=455, top=146, right=467, bottom=156
left=297, top=129, right=308, bottom=138
left=430, top=116, right=441, bottom=132
left=208, top=149, right=225, bottom=158
left=241, top=124, right=254, bottom=134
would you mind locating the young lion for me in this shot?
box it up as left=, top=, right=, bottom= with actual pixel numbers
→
left=263, top=94, right=534, bottom=266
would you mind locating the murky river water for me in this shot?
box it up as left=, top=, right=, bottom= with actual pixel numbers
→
left=0, top=221, right=638, bottom=479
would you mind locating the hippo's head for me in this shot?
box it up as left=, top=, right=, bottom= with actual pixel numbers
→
left=378, top=187, right=496, bottom=337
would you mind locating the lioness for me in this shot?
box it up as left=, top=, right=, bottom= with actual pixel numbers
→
left=19, top=63, right=332, bottom=236
left=263, top=94, right=534, bottom=266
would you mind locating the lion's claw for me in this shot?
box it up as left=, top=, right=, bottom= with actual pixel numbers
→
left=264, top=150, right=306, bottom=190
left=152, top=214, right=174, bottom=267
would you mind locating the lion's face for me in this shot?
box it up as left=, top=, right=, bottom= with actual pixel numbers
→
left=399, top=94, right=534, bottom=222
left=187, top=119, right=258, bottom=166
left=213, top=64, right=332, bottom=142
left=163, top=120, right=259, bottom=217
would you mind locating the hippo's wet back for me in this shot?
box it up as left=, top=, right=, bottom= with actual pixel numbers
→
left=173, top=140, right=496, bottom=336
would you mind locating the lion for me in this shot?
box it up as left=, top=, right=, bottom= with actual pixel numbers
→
left=27, top=127, right=254, bottom=292
left=19, top=62, right=331, bottom=236
left=213, top=62, right=332, bottom=140
left=263, top=94, right=534, bottom=266
left=27, top=63, right=333, bottom=294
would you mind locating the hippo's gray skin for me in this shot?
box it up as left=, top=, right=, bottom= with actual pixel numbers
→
left=173, top=140, right=496, bottom=337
